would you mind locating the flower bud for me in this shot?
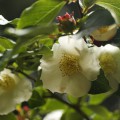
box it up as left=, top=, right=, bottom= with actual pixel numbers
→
left=57, top=12, right=76, bottom=33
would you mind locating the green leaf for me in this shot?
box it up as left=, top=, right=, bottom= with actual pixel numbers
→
left=6, top=24, right=56, bottom=55
left=7, top=24, right=57, bottom=37
left=0, top=37, right=15, bottom=50
left=17, top=0, right=65, bottom=28
left=88, top=105, right=112, bottom=119
left=28, top=90, right=45, bottom=109
left=89, top=69, right=111, bottom=94
left=89, top=93, right=110, bottom=105
left=0, top=113, right=16, bottom=120
left=61, top=109, right=83, bottom=120
left=83, top=0, right=97, bottom=8
left=41, top=99, right=67, bottom=113
left=79, top=7, right=115, bottom=36
left=81, top=8, right=115, bottom=30
left=0, top=50, right=12, bottom=71
left=96, top=0, right=120, bottom=24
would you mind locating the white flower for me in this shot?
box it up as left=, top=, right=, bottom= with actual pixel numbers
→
left=99, top=44, right=120, bottom=91
left=0, top=68, right=32, bottom=115
left=40, top=35, right=100, bottom=97
left=43, top=110, right=63, bottom=120
left=91, top=24, right=118, bottom=41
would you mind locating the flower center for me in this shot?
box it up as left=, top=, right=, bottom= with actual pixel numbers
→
left=0, top=74, right=15, bottom=90
left=59, top=54, right=81, bottom=76
left=99, top=53, right=117, bottom=74
left=98, top=26, right=108, bottom=34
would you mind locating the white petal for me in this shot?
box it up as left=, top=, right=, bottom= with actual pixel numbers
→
left=106, top=74, right=119, bottom=92
left=0, top=93, right=15, bottom=115
left=0, top=69, right=32, bottom=115
left=41, top=60, right=63, bottom=93
left=65, top=74, right=91, bottom=97
left=79, top=47, right=100, bottom=81
left=58, top=35, right=88, bottom=56
left=13, top=78, right=32, bottom=103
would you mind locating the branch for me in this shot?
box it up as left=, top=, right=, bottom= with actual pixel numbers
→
left=46, top=93, right=90, bottom=120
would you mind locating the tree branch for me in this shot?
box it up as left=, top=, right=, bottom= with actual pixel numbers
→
left=46, top=93, right=90, bottom=120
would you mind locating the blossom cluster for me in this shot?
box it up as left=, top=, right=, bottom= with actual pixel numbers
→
left=40, top=24, right=120, bottom=97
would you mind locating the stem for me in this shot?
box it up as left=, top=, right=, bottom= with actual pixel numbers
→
left=47, top=94, right=90, bottom=120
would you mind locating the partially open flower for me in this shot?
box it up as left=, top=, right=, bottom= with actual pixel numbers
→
left=91, top=24, right=118, bottom=41
left=0, top=68, right=32, bottom=115
left=40, top=35, right=100, bottom=97
left=99, top=44, right=120, bottom=91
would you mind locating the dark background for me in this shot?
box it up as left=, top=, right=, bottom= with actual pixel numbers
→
left=0, top=0, right=81, bottom=20
left=0, top=0, right=36, bottom=20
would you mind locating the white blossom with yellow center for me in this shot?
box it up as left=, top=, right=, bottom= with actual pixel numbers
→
left=91, top=24, right=118, bottom=41
left=99, top=44, right=120, bottom=91
left=0, top=68, right=32, bottom=115
left=40, top=35, right=100, bottom=97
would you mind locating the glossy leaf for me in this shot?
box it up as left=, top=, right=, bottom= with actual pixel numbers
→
left=17, top=0, right=65, bottom=28
left=29, top=90, right=45, bottom=109
left=0, top=37, right=15, bottom=50
left=89, top=69, right=111, bottom=94
left=88, top=105, right=112, bottom=119
left=89, top=93, right=110, bottom=105
left=0, top=50, right=12, bottom=71
left=83, top=0, right=97, bottom=8
left=96, top=0, right=120, bottom=24
left=81, top=8, right=115, bottom=30
left=41, top=99, right=67, bottom=113
left=61, top=109, right=83, bottom=120
left=78, top=8, right=115, bottom=37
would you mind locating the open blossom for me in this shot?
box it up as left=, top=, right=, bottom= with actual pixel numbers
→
left=40, top=35, right=100, bottom=97
left=98, top=44, right=120, bottom=91
left=0, top=68, right=32, bottom=115
left=91, top=24, right=118, bottom=41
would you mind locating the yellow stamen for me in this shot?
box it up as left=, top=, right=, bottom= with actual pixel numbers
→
left=0, top=74, right=15, bottom=90
left=59, top=54, right=81, bottom=76
left=99, top=53, right=117, bottom=74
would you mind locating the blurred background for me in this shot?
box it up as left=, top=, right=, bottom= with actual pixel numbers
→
left=0, top=0, right=81, bottom=20
left=0, top=0, right=36, bottom=20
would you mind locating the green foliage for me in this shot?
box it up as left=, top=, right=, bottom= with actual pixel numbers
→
left=29, top=89, right=45, bottom=109
left=82, top=0, right=97, bottom=8
left=88, top=105, right=112, bottom=119
left=0, top=50, right=12, bottom=71
left=79, top=7, right=115, bottom=36
left=61, top=109, right=83, bottom=120
left=96, top=0, right=120, bottom=24
left=17, top=0, right=65, bottom=28
left=89, top=70, right=111, bottom=94
left=89, top=93, right=110, bottom=105
left=0, top=113, right=16, bottom=120
left=81, top=8, right=115, bottom=30
left=41, top=99, right=67, bottom=113
left=0, top=37, right=15, bottom=51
